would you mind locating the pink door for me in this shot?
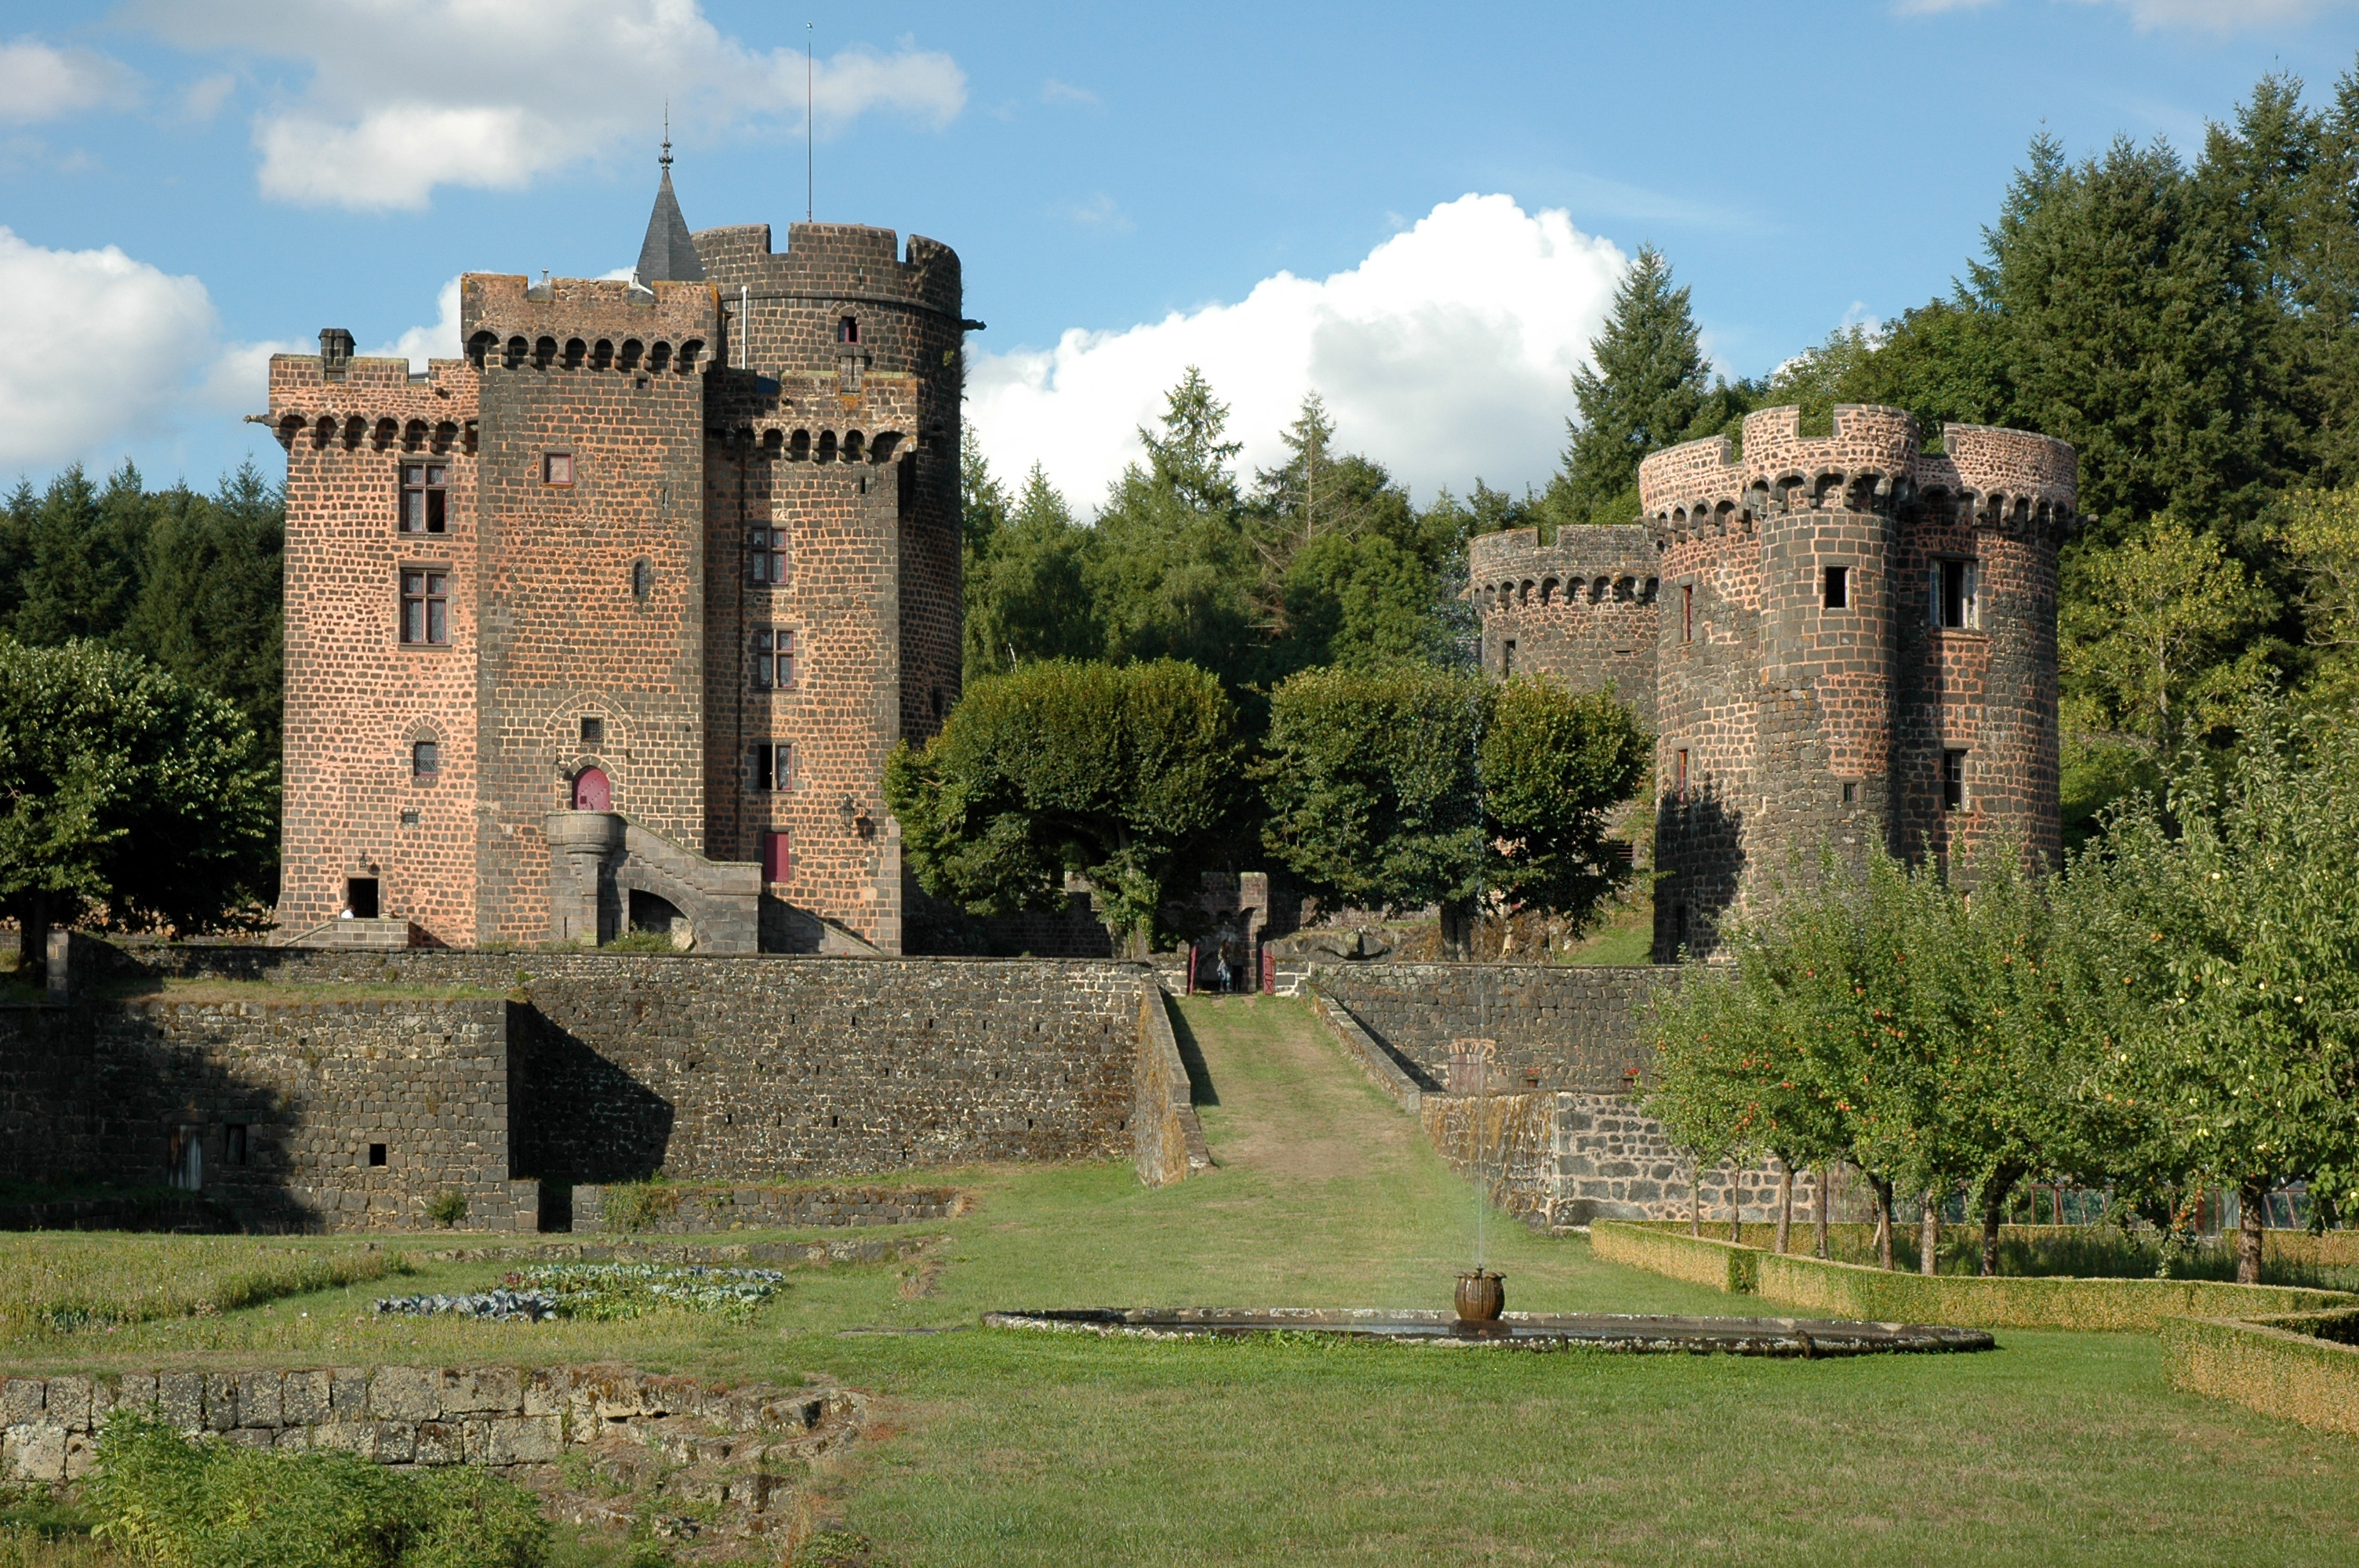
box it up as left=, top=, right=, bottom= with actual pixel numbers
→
left=572, top=767, right=611, bottom=811
left=762, top=829, right=791, bottom=884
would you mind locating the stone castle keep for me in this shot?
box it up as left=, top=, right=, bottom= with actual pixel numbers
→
left=1473, top=405, right=2074, bottom=959
left=267, top=155, right=967, bottom=955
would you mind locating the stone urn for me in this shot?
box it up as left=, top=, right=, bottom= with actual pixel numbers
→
left=1454, top=1269, right=1505, bottom=1325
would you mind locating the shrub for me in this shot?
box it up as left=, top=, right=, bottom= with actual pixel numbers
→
left=598, top=1181, right=680, bottom=1234
left=423, top=1191, right=468, bottom=1229
left=87, top=1412, right=547, bottom=1568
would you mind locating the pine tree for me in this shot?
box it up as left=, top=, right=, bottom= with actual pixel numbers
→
left=1554, top=247, right=1709, bottom=528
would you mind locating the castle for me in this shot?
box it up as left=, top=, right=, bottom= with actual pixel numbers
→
left=1473, top=405, right=2075, bottom=959
left=264, top=151, right=969, bottom=955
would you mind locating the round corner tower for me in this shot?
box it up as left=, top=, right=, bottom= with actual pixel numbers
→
left=1469, top=523, right=1663, bottom=730
left=1639, top=405, right=2075, bottom=960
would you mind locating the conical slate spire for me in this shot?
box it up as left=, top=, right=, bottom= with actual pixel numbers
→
left=636, top=132, right=705, bottom=284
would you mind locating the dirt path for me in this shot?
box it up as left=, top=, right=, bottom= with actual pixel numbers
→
left=1175, top=996, right=1421, bottom=1185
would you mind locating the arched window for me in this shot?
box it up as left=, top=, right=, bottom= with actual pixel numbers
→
left=572, top=767, right=612, bottom=812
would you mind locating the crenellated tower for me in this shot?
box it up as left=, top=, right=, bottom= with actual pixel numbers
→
left=1641, top=405, right=2075, bottom=959
left=264, top=151, right=969, bottom=955
left=1468, top=523, right=1662, bottom=730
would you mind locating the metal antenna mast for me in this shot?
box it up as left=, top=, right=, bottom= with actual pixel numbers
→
left=805, top=23, right=814, bottom=223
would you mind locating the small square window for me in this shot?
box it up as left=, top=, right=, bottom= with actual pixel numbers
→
left=399, top=808, right=421, bottom=827
left=1943, top=750, right=1968, bottom=811
left=368, top=1142, right=387, bottom=1167
left=225, top=1124, right=248, bottom=1166
left=400, top=570, right=449, bottom=646
left=1933, top=559, right=1979, bottom=630
left=749, top=742, right=794, bottom=793
left=580, top=716, right=604, bottom=747
left=544, top=452, right=574, bottom=486
left=1823, top=565, right=1849, bottom=610
left=1501, top=638, right=1517, bottom=677
left=412, top=739, right=439, bottom=779
left=400, top=463, right=447, bottom=534
left=1841, top=782, right=1858, bottom=806
left=753, top=629, right=796, bottom=690
left=748, top=526, right=788, bottom=585
left=838, top=315, right=860, bottom=344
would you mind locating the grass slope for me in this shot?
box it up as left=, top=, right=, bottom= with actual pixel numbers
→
left=6, top=996, right=2359, bottom=1566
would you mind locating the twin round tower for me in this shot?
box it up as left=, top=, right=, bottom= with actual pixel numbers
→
left=1474, top=406, right=2077, bottom=960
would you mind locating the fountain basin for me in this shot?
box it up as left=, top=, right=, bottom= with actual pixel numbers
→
left=982, top=1308, right=1994, bottom=1356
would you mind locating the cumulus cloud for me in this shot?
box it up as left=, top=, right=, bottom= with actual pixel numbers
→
left=129, top=0, right=965, bottom=210
left=371, top=276, right=463, bottom=369
left=0, top=228, right=224, bottom=469
left=965, top=194, right=1627, bottom=510
left=0, top=37, right=138, bottom=123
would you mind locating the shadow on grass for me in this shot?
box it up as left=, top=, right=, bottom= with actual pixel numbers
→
left=1166, top=1004, right=1219, bottom=1108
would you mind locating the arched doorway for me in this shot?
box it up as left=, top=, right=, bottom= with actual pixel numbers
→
left=572, top=766, right=611, bottom=811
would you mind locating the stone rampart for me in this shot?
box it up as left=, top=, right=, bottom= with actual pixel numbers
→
left=1307, top=963, right=1676, bottom=1091
left=9, top=948, right=1173, bottom=1226
left=0, top=995, right=530, bottom=1233
left=0, top=1364, right=859, bottom=1484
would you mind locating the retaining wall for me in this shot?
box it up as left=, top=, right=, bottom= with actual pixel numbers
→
left=0, top=1363, right=858, bottom=1483
left=1307, top=964, right=1674, bottom=1091
left=8, top=946, right=1187, bottom=1230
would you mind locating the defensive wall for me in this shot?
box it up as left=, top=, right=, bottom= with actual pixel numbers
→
left=1308, top=960, right=1848, bottom=1227
left=1, top=946, right=1194, bottom=1232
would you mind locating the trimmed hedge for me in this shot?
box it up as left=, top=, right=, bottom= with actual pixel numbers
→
left=2161, top=1311, right=2359, bottom=1436
left=1590, top=1222, right=1757, bottom=1294
left=1623, top=1218, right=2359, bottom=1269
left=1590, top=1221, right=2353, bottom=1331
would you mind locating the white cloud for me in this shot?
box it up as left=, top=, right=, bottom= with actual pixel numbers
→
left=181, top=71, right=236, bottom=122
left=965, top=194, right=1627, bottom=510
left=0, top=38, right=137, bottom=123
left=0, top=228, right=220, bottom=469
left=1065, top=194, right=1132, bottom=233
left=129, top=1, right=966, bottom=211
left=1901, top=0, right=2353, bottom=27
left=371, top=276, right=463, bottom=369
left=2090, top=0, right=2353, bottom=26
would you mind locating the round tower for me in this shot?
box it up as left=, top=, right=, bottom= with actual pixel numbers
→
left=1468, top=522, right=1661, bottom=728
left=1638, top=405, right=2075, bottom=959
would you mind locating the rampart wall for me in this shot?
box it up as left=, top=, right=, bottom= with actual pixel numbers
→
left=1307, top=963, right=1675, bottom=1091
left=5, top=949, right=1177, bottom=1229
left=1468, top=524, right=1663, bottom=730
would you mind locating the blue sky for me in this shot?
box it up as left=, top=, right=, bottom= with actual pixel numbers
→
left=3, top=0, right=2354, bottom=508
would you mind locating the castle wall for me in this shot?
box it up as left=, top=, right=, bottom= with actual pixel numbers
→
left=1310, top=963, right=1676, bottom=1091
left=0, top=995, right=525, bottom=1232
left=1468, top=524, right=1660, bottom=730
left=35, top=949, right=1154, bottom=1205
left=463, top=276, right=718, bottom=946
left=271, top=356, right=483, bottom=943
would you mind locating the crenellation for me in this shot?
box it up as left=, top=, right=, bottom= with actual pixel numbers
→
left=267, top=164, right=964, bottom=955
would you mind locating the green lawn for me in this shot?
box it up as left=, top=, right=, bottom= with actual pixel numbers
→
left=7, top=994, right=2359, bottom=1566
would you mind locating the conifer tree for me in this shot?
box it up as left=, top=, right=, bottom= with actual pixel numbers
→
left=1553, top=247, right=1709, bottom=528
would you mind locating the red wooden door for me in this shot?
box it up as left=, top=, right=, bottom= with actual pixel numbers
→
left=762, top=829, right=791, bottom=884
left=572, top=767, right=611, bottom=811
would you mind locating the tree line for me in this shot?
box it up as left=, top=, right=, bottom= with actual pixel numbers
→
left=1647, top=709, right=2359, bottom=1284
left=0, top=464, right=282, bottom=965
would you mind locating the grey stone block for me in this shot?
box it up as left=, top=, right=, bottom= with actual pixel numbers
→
left=5, top=1423, right=66, bottom=1482
left=204, top=1374, right=239, bottom=1431
left=443, top=1367, right=521, bottom=1414
left=0, top=1381, right=45, bottom=1427
left=158, top=1371, right=205, bottom=1432
left=369, top=1366, right=441, bottom=1421
left=468, top=1415, right=562, bottom=1466
left=329, top=1369, right=369, bottom=1419
left=414, top=1421, right=460, bottom=1465
left=237, top=1371, right=282, bottom=1428
left=282, top=1370, right=333, bottom=1425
